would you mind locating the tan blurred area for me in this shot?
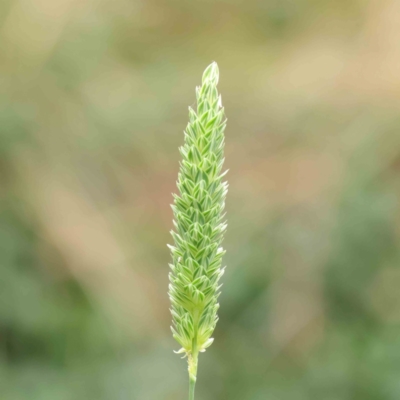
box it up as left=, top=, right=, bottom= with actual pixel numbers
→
left=1, top=0, right=400, bottom=399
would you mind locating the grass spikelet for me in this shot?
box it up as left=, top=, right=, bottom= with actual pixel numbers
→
left=168, top=62, right=228, bottom=399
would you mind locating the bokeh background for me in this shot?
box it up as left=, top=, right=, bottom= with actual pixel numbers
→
left=2, top=0, right=400, bottom=399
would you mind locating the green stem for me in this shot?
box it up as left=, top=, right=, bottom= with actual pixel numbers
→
left=189, top=376, right=196, bottom=400
left=188, top=349, right=198, bottom=400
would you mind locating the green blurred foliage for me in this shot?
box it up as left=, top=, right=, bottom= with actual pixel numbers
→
left=1, top=0, right=400, bottom=399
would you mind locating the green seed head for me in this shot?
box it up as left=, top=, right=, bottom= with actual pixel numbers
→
left=168, top=62, right=228, bottom=364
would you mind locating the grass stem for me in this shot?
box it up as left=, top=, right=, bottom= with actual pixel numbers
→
left=189, top=376, right=196, bottom=400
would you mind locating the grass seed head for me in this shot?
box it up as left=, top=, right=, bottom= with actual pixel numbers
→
left=168, top=62, right=228, bottom=371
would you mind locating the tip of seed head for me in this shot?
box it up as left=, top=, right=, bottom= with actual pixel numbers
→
left=202, top=62, right=219, bottom=85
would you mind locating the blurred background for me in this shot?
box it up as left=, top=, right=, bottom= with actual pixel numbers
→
left=1, top=0, right=400, bottom=399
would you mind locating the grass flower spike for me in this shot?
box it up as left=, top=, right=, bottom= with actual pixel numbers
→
left=168, top=62, right=228, bottom=399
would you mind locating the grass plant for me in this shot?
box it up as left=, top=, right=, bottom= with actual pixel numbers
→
left=168, top=62, right=228, bottom=400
